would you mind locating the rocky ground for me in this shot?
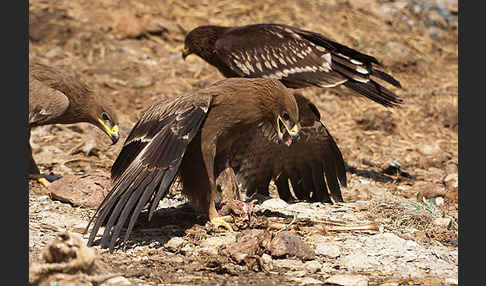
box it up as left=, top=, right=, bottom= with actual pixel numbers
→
left=29, top=0, right=458, bottom=285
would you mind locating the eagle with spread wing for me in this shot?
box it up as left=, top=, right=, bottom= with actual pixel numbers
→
left=29, top=62, right=120, bottom=187
left=182, top=23, right=402, bottom=107
left=86, top=78, right=346, bottom=251
left=215, top=92, right=346, bottom=203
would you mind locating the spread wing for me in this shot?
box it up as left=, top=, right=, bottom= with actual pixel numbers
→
left=87, top=93, right=212, bottom=251
left=214, top=24, right=401, bottom=107
left=216, top=93, right=346, bottom=203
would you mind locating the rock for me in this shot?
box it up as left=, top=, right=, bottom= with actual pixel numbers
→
left=444, top=277, right=458, bottom=285
left=269, top=231, right=316, bottom=260
left=48, top=174, right=111, bottom=209
left=326, top=274, right=368, bottom=286
left=273, top=259, right=304, bottom=270
left=200, top=234, right=236, bottom=249
left=261, top=253, right=273, bottom=270
left=340, top=252, right=378, bottom=270
left=304, top=260, right=322, bottom=273
left=414, top=182, right=445, bottom=201
left=100, top=276, right=132, bottom=286
left=259, top=198, right=289, bottom=210
left=289, top=276, right=324, bottom=285
left=315, top=242, right=340, bottom=258
left=226, top=229, right=272, bottom=263
left=379, top=282, right=399, bottom=286
left=433, top=217, right=452, bottom=227
left=443, top=173, right=458, bottom=192
left=417, top=143, right=442, bottom=156
left=164, top=237, right=185, bottom=252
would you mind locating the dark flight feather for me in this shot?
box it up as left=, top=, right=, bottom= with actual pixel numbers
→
left=184, top=23, right=402, bottom=107
left=215, top=93, right=346, bottom=203
left=87, top=95, right=211, bottom=251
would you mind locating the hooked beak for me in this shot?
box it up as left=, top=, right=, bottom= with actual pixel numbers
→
left=182, top=47, right=191, bottom=60
left=98, top=118, right=120, bottom=145
left=277, top=116, right=300, bottom=147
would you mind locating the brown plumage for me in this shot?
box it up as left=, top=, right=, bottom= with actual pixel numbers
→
left=29, top=61, right=120, bottom=186
left=86, top=78, right=336, bottom=252
left=215, top=92, right=346, bottom=203
left=182, top=23, right=402, bottom=107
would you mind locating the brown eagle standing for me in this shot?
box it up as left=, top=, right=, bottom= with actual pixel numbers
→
left=29, top=62, right=120, bottom=187
left=86, top=78, right=346, bottom=251
left=182, top=23, right=402, bottom=107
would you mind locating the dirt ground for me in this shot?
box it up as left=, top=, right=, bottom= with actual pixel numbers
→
left=29, top=0, right=458, bottom=285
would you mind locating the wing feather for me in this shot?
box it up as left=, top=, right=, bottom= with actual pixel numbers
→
left=215, top=93, right=347, bottom=203
left=87, top=94, right=211, bottom=251
left=211, top=24, right=402, bottom=107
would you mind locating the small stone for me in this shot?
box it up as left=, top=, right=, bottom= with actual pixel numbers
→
left=340, top=252, right=379, bottom=271
left=444, top=277, right=458, bottom=285
left=326, top=274, right=368, bottom=286
left=443, top=173, right=458, bottom=191
left=273, top=259, right=304, bottom=270
left=304, top=260, right=322, bottom=273
left=200, top=234, right=236, bottom=249
left=415, top=182, right=445, bottom=201
left=261, top=253, right=273, bottom=270
left=434, top=197, right=445, bottom=206
left=433, top=217, right=452, bottom=227
left=100, top=276, right=132, bottom=286
left=417, top=143, right=442, bottom=156
left=164, top=237, right=184, bottom=252
left=199, top=246, right=219, bottom=256
left=259, top=198, right=289, bottom=210
left=269, top=231, right=316, bottom=260
left=379, top=282, right=400, bottom=286
left=315, top=242, right=340, bottom=258
left=291, top=277, right=324, bottom=285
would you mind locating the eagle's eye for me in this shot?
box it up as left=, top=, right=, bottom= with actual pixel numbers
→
left=282, top=112, right=290, bottom=121
left=102, top=112, right=111, bottom=122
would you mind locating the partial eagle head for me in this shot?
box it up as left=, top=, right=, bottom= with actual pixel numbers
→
left=254, top=79, right=301, bottom=147
left=182, top=25, right=228, bottom=61
left=89, top=98, right=120, bottom=145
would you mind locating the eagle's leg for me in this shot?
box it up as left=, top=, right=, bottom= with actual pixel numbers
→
left=208, top=178, right=234, bottom=232
left=29, top=142, right=50, bottom=188
left=203, top=143, right=234, bottom=232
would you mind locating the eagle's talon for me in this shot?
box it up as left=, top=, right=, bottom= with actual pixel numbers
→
left=37, top=177, right=50, bottom=188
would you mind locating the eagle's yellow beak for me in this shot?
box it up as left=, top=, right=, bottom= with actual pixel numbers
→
left=277, top=115, right=300, bottom=146
left=182, top=47, right=191, bottom=60
left=98, top=118, right=120, bottom=145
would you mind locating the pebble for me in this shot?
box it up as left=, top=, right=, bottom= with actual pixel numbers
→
left=315, top=242, right=341, bottom=258
left=433, top=217, right=452, bottom=227
left=326, top=274, right=369, bottom=286
left=269, top=231, right=316, bottom=260
left=304, top=260, right=322, bottom=273
left=99, top=276, right=132, bottom=286
left=164, top=237, right=184, bottom=252
left=289, top=276, right=324, bottom=285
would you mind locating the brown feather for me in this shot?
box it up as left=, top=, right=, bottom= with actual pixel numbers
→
left=183, top=23, right=402, bottom=107
left=215, top=93, right=346, bottom=203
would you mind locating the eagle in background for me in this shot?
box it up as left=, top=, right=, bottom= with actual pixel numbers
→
left=86, top=78, right=347, bottom=251
left=29, top=61, right=120, bottom=187
left=182, top=23, right=402, bottom=107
